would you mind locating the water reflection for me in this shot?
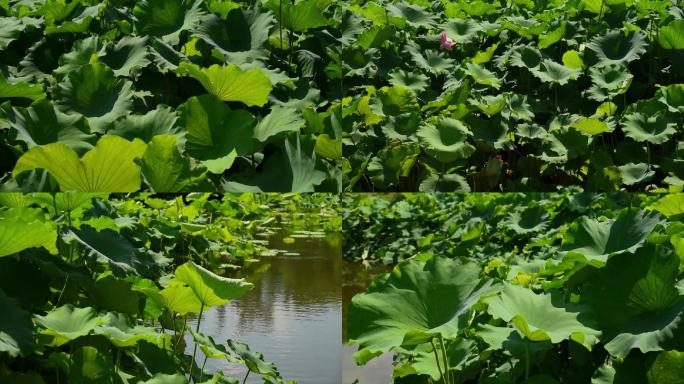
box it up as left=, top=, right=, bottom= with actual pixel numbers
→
left=341, top=261, right=394, bottom=384
left=186, top=231, right=341, bottom=384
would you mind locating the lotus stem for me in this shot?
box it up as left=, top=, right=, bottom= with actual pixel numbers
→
left=199, top=356, right=208, bottom=382
left=279, top=0, right=283, bottom=51
left=430, top=339, right=446, bottom=384
left=438, top=334, right=451, bottom=384
left=188, top=304, right=205, bottom=382
left=242, top=370, right=250, bottom=384
left=525, top=344, right=530, bottom=380
left=597, top=0, right=604, bottom=20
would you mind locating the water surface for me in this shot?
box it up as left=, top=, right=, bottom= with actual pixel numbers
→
left=187, top=230, right=341, bottom=384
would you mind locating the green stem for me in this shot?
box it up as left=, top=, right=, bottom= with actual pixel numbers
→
left=279, top=0, right=283, bottom=51
left=525, top=344, right=530, bottom=380
left=115, top=348, right=122, bottom=374
left=242, top=370, right=250, bottom=384
left=430, top=339, right=445, bottom=384
left=438, top=334, right=451, bottom=384
left=188, top=304, right=204, bottom=382
left=199, top=356, right=208, bottom=382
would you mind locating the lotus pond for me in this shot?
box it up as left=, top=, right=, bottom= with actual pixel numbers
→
left=342, top=0, right=684, bottom=191
left=0, top=192, right=340, bottom=384
left=344, top=192, right=684, bottom=383
left=185, top=228, right=342, bottom=384
left=0, top=0, right=343, bottom=192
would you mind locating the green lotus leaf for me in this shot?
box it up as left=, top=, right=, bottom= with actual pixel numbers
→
left=53, top=36, right=104, bottom=77
left=503, top=94, right=534, bottom=121
left=485, top=284, right=601, bottom=349
left=440, top=18, right=482, bottom=44
left=179, top=94, right=255, bottom=174
left=140, top=134, right=205, bottom=192
left=0, top=75, right=45, bottom=101
left=586, top=30, right=647, bottom=67
left=95, top=313, right=169, bottom=348
left=253, top=106, right=304, bottom=143
left=419, top=173, right=471, bottom=192
left=109, top=104, right=181, bottom=143
left=101, top=35, right=150, bottom=77
left=5, top=99, right=92, bottom=150
left=472, top=94, right=506, bottom=116
left=140, top=373, right=187, bottom=384
left=658, top=84, right=684, bottom=113
left=509, top=45, right=543, bottom=70
left=0, top=17, right=23, bottom=49
left=531, top=59, right=581, bottom=85
left=227, top=339, right=281, bottom=378
left=0, top=215, right=57, bottom=257
left=386, top=2, right=437, bottom=29
left=540, top=125, right=589, bottom=164
left=366, top=144, right=419, bottom=189
left=314, top=133, right=341, bottom=160
left=581, top=247, right=683, bottom=357
left=157, top=283, right=202, bottom=315
left=538, top=21, right=566, bottom=49
left=176, top=62, right=272, bottom=107
left=0, top=289, right=35, bottom=357
left=417, top=118, right=475, bottom=162
left=173, top=261, right=253, bottom=309
left=34, top=305, right=103, bottom=347
left=617, top=163, right=654, bottom=186
left=347, top=256, right=500, bottom=364
left=571, top=117, right=611, bottom=135
left=647, top=351, right=684, bottom=383
left=90, top=274, right=139, bottom=315
left=464, top=63, right=502, bottom=89
left=407, top=47, right=455, bottom=75
left=64, top=225, right=159, bottom=275
left=266, top=0, right=332, bottom=32
left=68, top=346, right=117, bottom=384
left=388, top=69, right=429, bottom=94
left=589, top=64, right=633, bottom=92
left=133, top=0, right=204, bottom=45
left=149, top=37, right=187, bottom=73
left=649, top=193, right=684, bottom=218
left=621, top=113, right=678, bottom=144
left=561, top=208, right=665, bottom=265
left=223, top=136, right=327, bottom=192
left=42, top=5, right=97, bottom=35
left=195, top=9, right=273, bottom=64
left=33, top=193, right=103, bottom=214
left=53, top=62, right=134, bottom=133
left=478, top=324, right=553, bottom=356
left=13, top=135, right=147, bottom=192
left=189, top=330, right=231, bottom=360
left=562, top=50, right=584, bottom=69
left=516, top=123, right=546, bottom=139
left=472, top=43, right=499, bottom=64
left=658, top=20, right=684, bottom=50
left=501, top=205, right=549, bottom=235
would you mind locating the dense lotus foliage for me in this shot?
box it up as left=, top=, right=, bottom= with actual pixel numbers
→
left=0, top=0, right=343, bottom=192
left=344, top=192, right=684, bottom=383
left=0, top=192, right=339, bottom=383
left=342, top=0, right=684, bottom=192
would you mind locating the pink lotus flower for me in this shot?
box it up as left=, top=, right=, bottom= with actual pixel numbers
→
left=440, top=32, right=455, bottom=50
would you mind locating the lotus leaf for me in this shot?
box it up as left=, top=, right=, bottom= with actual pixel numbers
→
left=0, top=215, right=57, bottom=257
left=0, top=289, right=35, bottom=357
left=53, top=62, right=134, bottom=133
left=417, top=118, right=475, bottom=163
left=13, top=135, right=147, bottom=192
left=347, top=256, right=500, bottom=364
left=175, top=63, right=272, bottom=107
left=485, top=284, right=601, bottom=349
left=561, top=208, right=664, bottom=264
left=34, top=305, right=103, bottom=347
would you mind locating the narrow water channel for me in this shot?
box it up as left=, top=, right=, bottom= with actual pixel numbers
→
left=186, top=230, right=341, bottom=384
left=342, top=261, right=394, bottom=384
